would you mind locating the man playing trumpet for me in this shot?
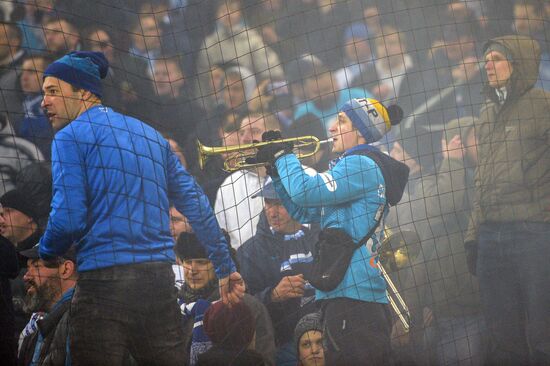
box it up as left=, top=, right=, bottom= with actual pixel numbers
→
left=250, top=98, right=407, bottom=365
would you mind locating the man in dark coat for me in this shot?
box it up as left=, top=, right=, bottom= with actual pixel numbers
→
left=17, top=245, right=77, bottom=366
left=238, top=178, right=320, bottom=365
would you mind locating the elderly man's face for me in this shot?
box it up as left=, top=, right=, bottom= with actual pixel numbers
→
left=484, top=50, right=513, bottom=88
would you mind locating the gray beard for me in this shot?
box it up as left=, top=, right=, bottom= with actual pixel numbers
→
left=23, top=281, right=60, bottom=313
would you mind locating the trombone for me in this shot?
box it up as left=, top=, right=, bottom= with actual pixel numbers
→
left=379, top=262, right=411, bottom=332
left=378, top=229, right=420, bottom=332
left=197, top=136, right=333, bottom=172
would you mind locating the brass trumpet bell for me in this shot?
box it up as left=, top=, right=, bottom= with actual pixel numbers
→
left=379, top=230, right=421, bottom=273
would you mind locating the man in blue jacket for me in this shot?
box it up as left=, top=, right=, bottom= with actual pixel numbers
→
left=253, top=98, right=406, bottom=365
left=38, top=51, right=244, bottom=365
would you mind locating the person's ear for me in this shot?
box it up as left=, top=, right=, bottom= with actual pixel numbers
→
left=59, top=260, right=76, bottom=280
left=80, top=90, right=93, bottom=101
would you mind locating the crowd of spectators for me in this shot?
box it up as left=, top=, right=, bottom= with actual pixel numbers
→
left=0, top=0, right=549, bottom=365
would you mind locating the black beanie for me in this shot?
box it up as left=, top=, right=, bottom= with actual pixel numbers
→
left=0, top=189, right=39, bottom=222
left=175, top=232, right=207, bottom=260
left=174, top=231, right=239, bottom=270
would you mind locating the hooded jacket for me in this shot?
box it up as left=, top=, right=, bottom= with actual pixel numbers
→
left=237, top=214, right=320, bottom=346
left=465, top=35, right=550, bottom=244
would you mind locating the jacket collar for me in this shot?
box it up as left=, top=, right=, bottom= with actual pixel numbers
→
left=37, top=288, right=74, bottom=337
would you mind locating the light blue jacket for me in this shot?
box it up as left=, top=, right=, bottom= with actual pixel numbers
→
left=273, top=152, right=388, bottom=303
left=39, top=105, right=235, bottom=277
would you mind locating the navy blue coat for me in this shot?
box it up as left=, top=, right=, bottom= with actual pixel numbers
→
left=237, top=214, right=320, bottom=346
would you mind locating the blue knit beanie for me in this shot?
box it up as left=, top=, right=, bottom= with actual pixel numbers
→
left=340, top=98, right=393, bottom=144
left=43, top=51, right=109, bottom=98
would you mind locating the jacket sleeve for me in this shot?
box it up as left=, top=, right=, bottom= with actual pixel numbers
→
left=167, top=149, right=235, bottom=278
left=272, top=177, right=321, bottom=224
left=39, top=130, right=88, bottom=259
left=418, top=157, right=468, bottom=218
left=275, top=154, right=382, bottom=207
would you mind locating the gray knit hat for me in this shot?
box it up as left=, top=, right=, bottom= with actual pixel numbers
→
left=294, top=312, right=323, bottom=351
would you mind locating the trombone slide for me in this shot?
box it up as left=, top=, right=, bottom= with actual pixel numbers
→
left=378, top=262, right=411, bottom=332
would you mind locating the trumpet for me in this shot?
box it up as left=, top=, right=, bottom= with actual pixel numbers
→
left=197, top=136, right=333, bottom=172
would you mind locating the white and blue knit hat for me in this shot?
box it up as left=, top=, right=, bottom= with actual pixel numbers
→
left=340, top=98, right=402, bottom=144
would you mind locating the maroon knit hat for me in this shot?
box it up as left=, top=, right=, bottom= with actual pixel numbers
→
left=203, top=301, right=256, bottom=351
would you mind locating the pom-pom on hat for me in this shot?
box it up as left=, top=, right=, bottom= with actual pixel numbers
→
left=43, top=51, right=109, bottom=98
left=203, top=301, right=256, bottom=350
left=340, top=98, right=403, bottom=144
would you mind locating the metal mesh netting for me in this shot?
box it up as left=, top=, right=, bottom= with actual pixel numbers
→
left=1, top=0, right=549, bottom=365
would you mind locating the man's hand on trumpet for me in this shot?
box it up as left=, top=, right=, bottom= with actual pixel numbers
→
left=246, top=130, right=293, bottom=176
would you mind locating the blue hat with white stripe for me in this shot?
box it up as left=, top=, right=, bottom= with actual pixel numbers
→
left=43, top=51, right=109, bottom=98
left=340, top=98, right=403, bottom=144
